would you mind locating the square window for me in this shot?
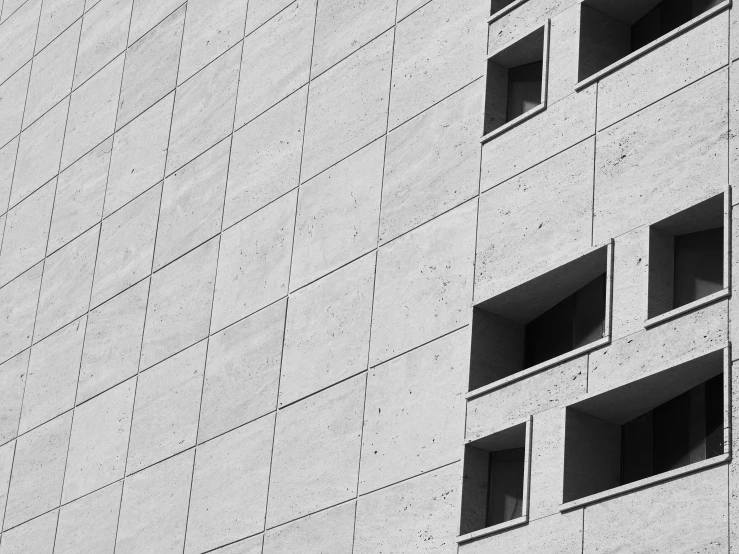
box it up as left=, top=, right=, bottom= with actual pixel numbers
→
left=646, top=193, right=730, bottom=326
left=561, top=348, right=729, bottom=508
left=482, top=23, right=549, bottom=142
left=458, top=418, right=532, bottom=543
left=469, top=243, right=612, bottom=395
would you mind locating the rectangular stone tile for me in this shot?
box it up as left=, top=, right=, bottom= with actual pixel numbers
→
left=62, top=54, right=124, bottom=169
left=244, top=0, right=292, bottom=35
left=281, top=254, right=374, bottom=406
left=0, top=62, right=29, bottom=147
left=0, top=509, right=57, bottom=554
left=291, top=138, right=382, bottom=290
left=105, top=94, right=172, bottom=216
left=480, top=86, right=596, bottom=190
left=0, top=351, right=28, bottom=446
left=62, top=379, right=135, bottom=503
left=0, top=0, right=41, bottom=85
left=92, top=183, right=160, bottom=306
left=263, top=501, right=355, bottom=554
left=588, top=300, right=728, bottom=395
left=36, top=0, right=84, bottom=52
left=0, top=139, right=18, bottom=213
left=547, top=3, right=580, bottom=105
left=18, top=316, right=85, bottom=434
left=584, top=466, right=728, bottom=553
left=73, top=0, right=132, bottom=87
left=360, top=328, right=467, bottom=494
left=127, top=341, right=205, bottom=474
left=199, top=299, right=285, bottom=443
left=611, top=226, right=648, bottom=341
left=597, top=12, right=728, bottom=131
left=141, top=236, right=218, bottom=369
left=0, top=0, right=25, bottom=20
left=0, top=264, right=41, bottom=365
left=166, top=45, right=240, bottom=174
left=115, top=450, right=193, bottom=554
left=48, top=137, right=111, bottom=254
left=177, top=0, right=248, bottom=84
left=3, top=413, right=71, bottom=530
left=212, top=190, right=295, bottom=333
left=732, top=214, right=739, bottom=357
left=354, top=463, right=460, bottom=554
left=23, top=19, right=79, bottom=127
left=10, top=96, right=68, bottom=207
left=474, top=139, right=594, bottom=304
left=381, top=80, right=481, bottom=244
left=185, top=415, right=274, bottom=553
left=128, top=0, right=183, bottom=44
left=155, top=138, right=228, bottom=270
left=35, top=224, right=99, bottom=342
left=0, top=441, right=14, bottom=526
left=55, top=481, right=122, bottom=554
left=79, top=278, right=147, bottom=402
left=529, top=407, right=566, bottom=520
left=266, top=375, right=364, bottom=528
left=226, top=87, right=306, bottom=227
left=214, top=536, right=263, bottom=554
left=370, top=200, right=475, bottom=366
left=466, top=356, right=587, bottom=441
left=117, top=5, right=184, bottom=129
left=389, top=0, right=486, bottom=129
left=236, top=0, right=313, bottom=127
left=593, top=69, right=728, bottom=244
left=0, top=179, right=55, bottom=286
left=301, top=30, right=392, bottom=182
left=397, top=0, right=429, bottom=20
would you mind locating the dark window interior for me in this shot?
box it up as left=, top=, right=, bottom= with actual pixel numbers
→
left=491, top=0, right=517, bottom=17
left=673, top=227, right=723, bottom=309
left=506, top=62, right=543, bottom=122
left=486, top=448, right=525, bottom=526
left=632, top=0, right=720, bottom=50
left=523, top=274, right=606, bottom=368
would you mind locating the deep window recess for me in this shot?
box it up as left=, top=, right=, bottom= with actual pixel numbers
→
left=578, top=0, right=724, bottom=81
left=647, top=193, right=726, bottom=321
left=491, top=0, right=519, bottom=17
left=562, top=349, right=726, bottom=504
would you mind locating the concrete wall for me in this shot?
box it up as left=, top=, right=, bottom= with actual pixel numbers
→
left=0, top=0, right=735, bottom=551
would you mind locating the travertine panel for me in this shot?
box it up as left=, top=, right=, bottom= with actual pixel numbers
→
left=475, top=139, right=595, bottom=304
left=0, top=265, right=41, bottom=365
left=177, top=0, right=248, bottom=84
left=280, top=254, right=374, bottom=406
left=155, top=138, right=228, bottom=270
left=291, top=138, right=383, bottom=290
left=381, top=80, right=482, bottom=243
left=54, top=481, right=122, bottom=554
left=128, top=0, right=184, bottom=44
left=263, top=501, right=355, bottom=554
left=584, top=466, right=728, bottom=553
left=389, top=0, right=486, bottom=128
left=35, top=225, right=98, bottom=342
left=0, top=352, right=27, bottom=445
left=529, top=407, right=566, bottom=520
left=0, top=0, right=41, bottom=85
left=18, top=316, right=85, bottom=434
left=547, top=3, right=580, bottom=105
left=3, top=413, right=71, bottom=530
left=732, top=212, right=739, bottom=358
left=226, top=87, right=306, bottom=227
left=0, top=139, right=18, bottom=212
left=0, top=441, right=13, bottom=526
left=597, top=12, right=728, bottom=131
left=166, top=45, right=240, bottom=174
left=353, top=463, right=460, bottom=554
left=244, top=0, right=293, bottom=35
left=360, top=328, right=466, bottom=494
left=117, top=5, right=184, bottom=128
left=267, top=375, right=364, bottom=527
left=141, top=237, right=218, bottom=369
left=593, top=69, right=728, bottom=244
left=62, top=379, right=135, bottom=502
left=185, top=415, right=274, bottom=553
left=115, top=450, right=193, bottom=554
left=480, top=86, right=596, bottom=190
left=301, top=30, right=392, bottom=181
left=611, top=226, right=648, bottom=340
left=370, top=200, right=476, bottom=366
left=79, top=279, right=147, bottom=402
left=397, top=0, right=430, bottom=21
left=0, top=63, right=30, bottom=147
left=212, top=190, right=295, bottom=333
left=487, top=0, right=570, bottom=54
left=36, top=0, right=84, bottom=51
left=216, top=536, right=264, bottom=554
left=199, top=299, right=285, bottom=443
left=588, top=301, right=728, bottom=395
left=466, top=356, right=587, bottom=441
left=0, top=509, right=57, bottom=554
left=127, top=341, right=205, bottom=474
left=236, top=0, right=314, bottom=127
left=92, top=183, right=160, bottom=306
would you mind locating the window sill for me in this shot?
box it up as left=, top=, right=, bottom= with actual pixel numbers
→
left=487, top=0, right=530, bottom=24
left=480, top=103, right=546, bottom=145
left=644, top=288, right=730, bottom=330
left=560, top=452, right=730, bottom=513
left=466, top=335, right=610, bottom=401
left=456, top=515, right=528, bottom=544
left=574, top=0, right=731, bottom=93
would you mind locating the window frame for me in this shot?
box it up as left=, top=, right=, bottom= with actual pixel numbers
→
left=487, top=0, right=531, bottom=24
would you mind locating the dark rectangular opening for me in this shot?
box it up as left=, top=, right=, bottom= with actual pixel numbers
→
left=491, top=0, right=518, bottom=17
left=673, top=227, right=723, bottom=309
left=486, top=448, right=525, bottom=526
left=506, top=62, right=543, bottom=122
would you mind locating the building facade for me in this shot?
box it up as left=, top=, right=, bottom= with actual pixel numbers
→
left=0, top=0, right=736, bottom=551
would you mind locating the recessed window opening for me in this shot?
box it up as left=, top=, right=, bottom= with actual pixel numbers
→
left=578, top=0, right=724, bottom=81
left=491, top=0, right=519, bottom=17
